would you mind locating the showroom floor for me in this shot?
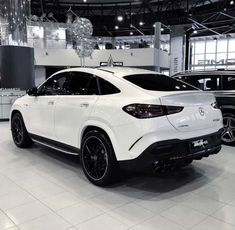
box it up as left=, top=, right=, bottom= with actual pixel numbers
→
left=0, top=122, right=235, bottom=230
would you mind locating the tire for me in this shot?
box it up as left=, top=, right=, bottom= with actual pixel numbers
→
left=80, top=130, right=120, bottom=186
left=221, top=113, right=235, bottom=146
left=11, top=112, right=33, bottom=148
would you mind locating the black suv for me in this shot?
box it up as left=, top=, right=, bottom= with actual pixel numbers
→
left=173, top=70, right=235, bottom=146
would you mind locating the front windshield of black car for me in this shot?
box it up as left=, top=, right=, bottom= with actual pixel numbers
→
left=124, top=74, right=197, bottom=91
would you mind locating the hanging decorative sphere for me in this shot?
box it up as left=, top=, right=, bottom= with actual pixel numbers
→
left=66, top=14, right=94, bottom=58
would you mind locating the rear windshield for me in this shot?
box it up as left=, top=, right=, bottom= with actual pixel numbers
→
left=124, top=74, right=196, bottom=91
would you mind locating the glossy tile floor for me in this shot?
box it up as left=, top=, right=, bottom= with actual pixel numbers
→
left=0, top=121, right=235, bottom=230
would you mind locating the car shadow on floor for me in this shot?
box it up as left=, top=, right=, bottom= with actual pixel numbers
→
left=26, top=143, right=224, bottom=199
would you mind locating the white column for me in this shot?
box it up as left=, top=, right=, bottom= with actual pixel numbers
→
left=154, top=22, right=161, bottom=72
left=154, top=22, right=161, bottom=49
left=170, top=25, right=185, bottom=76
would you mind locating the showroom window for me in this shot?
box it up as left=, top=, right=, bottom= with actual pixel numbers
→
left=189, top=34, right=235, bottom=71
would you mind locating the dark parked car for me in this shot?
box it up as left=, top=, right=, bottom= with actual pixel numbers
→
left=173, top=70, right=235, bottom=146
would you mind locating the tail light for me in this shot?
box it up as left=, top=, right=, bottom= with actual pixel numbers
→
left=122, top=104, right=184, bottom=119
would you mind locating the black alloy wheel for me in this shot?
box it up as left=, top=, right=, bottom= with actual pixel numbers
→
left=11, top=112, right=33, bottom=148
left=221, top=113, right=235, bottom=146
left=81, top=130, right=120, bottom=186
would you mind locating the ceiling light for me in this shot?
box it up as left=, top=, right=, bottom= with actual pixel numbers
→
left=115, top=25, right=119, bottom=30
left=130, top=31, right=133, bottom=35
left=83, top=0, right=87, bottom=2
left=161, top=28, right=164, bottom=32
left=230, top=0, right=234, bottom=5
left=193, top=30, right=198, bottom=34
left=139, top=21, right=144, bottom=26
left=117, top=15, right=123, bottom=22
left=153, top=24, right=156, bottom=28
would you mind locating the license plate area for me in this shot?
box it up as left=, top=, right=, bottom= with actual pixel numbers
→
left=189, top=139, right=209, bottom=152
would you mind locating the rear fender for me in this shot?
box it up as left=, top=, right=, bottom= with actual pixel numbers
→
left=79, top=120, right=121, bottom=160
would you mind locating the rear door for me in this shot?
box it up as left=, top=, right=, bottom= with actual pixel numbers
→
left=54, top=71, right=99, bottom=147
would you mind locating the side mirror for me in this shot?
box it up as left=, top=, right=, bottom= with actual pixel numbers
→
left=27, top=87, right=38, bottom=96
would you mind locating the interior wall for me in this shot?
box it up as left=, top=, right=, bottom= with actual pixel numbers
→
left=34, top=66, right=46, bottom=86
left=34, top=48, right=169, bottom=68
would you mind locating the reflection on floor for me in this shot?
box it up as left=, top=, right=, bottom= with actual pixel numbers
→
left=0, top=121, right=235, bottom=230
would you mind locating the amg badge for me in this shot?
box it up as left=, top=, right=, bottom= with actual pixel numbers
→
left=192, top=139, right=208, bottom=148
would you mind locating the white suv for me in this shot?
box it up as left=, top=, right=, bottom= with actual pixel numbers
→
left=11, top=67, right=223, bottom=186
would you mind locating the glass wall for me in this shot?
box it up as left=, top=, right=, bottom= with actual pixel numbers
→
left=190, top=34, right=235, bottom=71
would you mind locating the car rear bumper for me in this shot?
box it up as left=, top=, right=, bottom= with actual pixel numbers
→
left=119, top=128, right=223, bottom=172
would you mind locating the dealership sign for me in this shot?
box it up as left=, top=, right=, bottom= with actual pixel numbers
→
left=196, top=58, right=235, bottom=66
left=100, top=55, right=123, bottom=67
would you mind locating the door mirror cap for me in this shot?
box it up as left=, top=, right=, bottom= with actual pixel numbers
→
left=27, top=87, right=38, bottom=96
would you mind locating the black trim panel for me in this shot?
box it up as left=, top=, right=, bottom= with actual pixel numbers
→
left=29, top=133, right=80, bottom=154
left=129, top=136, right=143, bottom=151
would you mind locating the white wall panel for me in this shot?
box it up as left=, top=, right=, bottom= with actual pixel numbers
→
left=34, top=48, right=169, bottom=69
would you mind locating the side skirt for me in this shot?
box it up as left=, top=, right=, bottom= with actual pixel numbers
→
left=29, top=133, right=80, bottom=155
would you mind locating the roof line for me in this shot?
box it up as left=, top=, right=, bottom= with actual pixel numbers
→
left=97, top=68, right=115, bottom=74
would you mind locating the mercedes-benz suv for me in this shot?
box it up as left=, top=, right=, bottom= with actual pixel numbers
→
left=11, top=67, right=223, bottom=186
left=173, top=70, right=235, bottom=146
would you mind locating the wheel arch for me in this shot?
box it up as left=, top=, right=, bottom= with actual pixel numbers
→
left=10, top=109, right=24, bottom=125
left=220, top=106, right=235, bottom=116
left=79, top=121, right=119, bottom=158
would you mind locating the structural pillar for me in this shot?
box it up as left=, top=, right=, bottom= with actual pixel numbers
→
left=154, top=22, right=161, bottom=72
left=0, top=46, right=35, bottom=90
left=0, top=1, right=34, bottom=90
left=170, top=25, right=186, bottom=76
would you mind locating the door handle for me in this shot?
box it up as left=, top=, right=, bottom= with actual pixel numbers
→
left=80, top=103, right=89, bottom=108
left=48, top=101, right=54, bottom=105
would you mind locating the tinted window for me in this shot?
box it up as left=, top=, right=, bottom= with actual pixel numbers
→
left=177, top=75, right=221, bottom=91
left=222, top=76, right=235, bottom=90
left=38, top=73, right=70, bottom=95
left=67, top=72, right=99, bottom=95
left=124, top=74, right=195, bottom=91
left=98, top=78, right=120, bottom=95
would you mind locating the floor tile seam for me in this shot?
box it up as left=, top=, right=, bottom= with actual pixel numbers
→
left=208, top=211, right=235, bottom=226
left=1, top=175, right=77, bottom=228
left=85, top=197, right=135, bottom=213
left=15, top=211, right=74, bottom=230
left=158, top=210, right=207, bottom=230
left=132, top=198, right=178, bottom=214
left=187, top=214, right=210, bottom=230
left=178, top=199, right=227, bottom=215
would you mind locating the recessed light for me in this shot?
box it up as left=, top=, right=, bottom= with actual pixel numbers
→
left=83, top=0, right=87, bottom=2
left=193, top=30, right=198, bottom=34
left=117, top=15, right=123, bottom=22
left=230, top=0, right=234, bottom=5
left=139, top=21, right=144, bottom=26
left=115, top=25, right=119, bottom=30
left=130, top=31, right=133, bottom=35
left=161, top=28, right=164, bottom=32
